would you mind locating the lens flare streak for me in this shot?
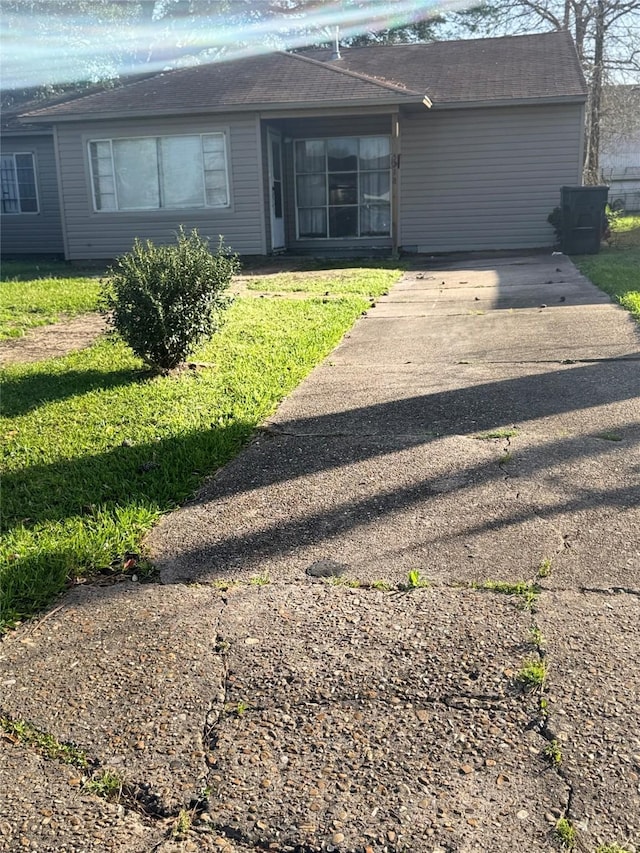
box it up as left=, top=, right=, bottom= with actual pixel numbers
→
left=1, top=0, right=472, bottom=88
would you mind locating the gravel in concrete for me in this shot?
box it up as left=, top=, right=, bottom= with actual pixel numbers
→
left=0, top=742, right=156, bottom=852
left=2, top=253, right=638, bottom=852
left=150, top=433, right=561, bottom=585
left=217, top=585, right=533, bottom=708
left=0, top=740, right=258, bottom=853
left=205, top=585, right=563, bottom=852
left=208, top=702, right=560, bottom=853
left=537, top=590, right=640, bottom=852
left=1, top=584, right=225, bottom=814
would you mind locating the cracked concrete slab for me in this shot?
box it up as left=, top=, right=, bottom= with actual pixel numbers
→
left=267, top=360, right=640, bottom=438
left=504, top=434, right=640, bottom=589
left=537, top=590, right=640, bottom=851
left=218, top=585, right=535, bottom=708
left=150, top=434, right=560, bottom=585
left=0, top=740, right=258, bottom=853
left=334, top=308, right=640, bottom=362
left=3, top=254, right=639, bottom=852
left=0, top=584, right=225, bottom=813
left=205, top=585, right=564, bottom=852
left=375, top=281, right=611, bottom=311
left=208, top=701, right=561, bottom=853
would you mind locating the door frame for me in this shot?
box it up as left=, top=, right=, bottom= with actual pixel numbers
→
left=267, top=128, right=285, bottom=251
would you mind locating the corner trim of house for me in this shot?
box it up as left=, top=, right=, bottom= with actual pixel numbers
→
left=255, top=115, right=268, bottom=255
left=52, top=126, right=71, bottom=260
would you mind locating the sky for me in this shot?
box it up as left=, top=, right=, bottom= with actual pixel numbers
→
left=0, top=0, right=473, bottom=90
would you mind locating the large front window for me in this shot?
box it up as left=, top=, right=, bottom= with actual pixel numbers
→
left=88, top=133, right=229, bottom=212
left=295, top=136, right=390, bottom=239
left=1, top=153, right=38, bottom=214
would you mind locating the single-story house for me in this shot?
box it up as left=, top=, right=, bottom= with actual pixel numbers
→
left=2, top=30, right=587, bottom=259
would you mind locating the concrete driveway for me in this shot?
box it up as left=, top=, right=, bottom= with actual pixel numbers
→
left=1, top=254, right=639, bottom=853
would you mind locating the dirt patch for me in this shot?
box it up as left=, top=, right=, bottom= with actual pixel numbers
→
left=0, top=265, right=350, bottom=366
left=0, top=313, right=106, bottom=365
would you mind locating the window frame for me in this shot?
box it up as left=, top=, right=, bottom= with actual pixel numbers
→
left=294, top=135, right=391, bottom=241
left=1, top=151, right=40, bottom=215
left=87, top=132, right=231, bottom=213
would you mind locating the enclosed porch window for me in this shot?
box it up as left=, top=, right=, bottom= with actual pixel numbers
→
left=295, top=136, right=390, bottom=239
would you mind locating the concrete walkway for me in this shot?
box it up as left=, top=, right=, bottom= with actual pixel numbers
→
left=1, top=255, right=639, bottom=853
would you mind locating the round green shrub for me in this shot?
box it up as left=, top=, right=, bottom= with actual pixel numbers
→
left=101, top=228, right=239, bottom=370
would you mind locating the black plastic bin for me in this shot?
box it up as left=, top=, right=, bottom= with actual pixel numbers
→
left=560, top=185, right=609, bottom=254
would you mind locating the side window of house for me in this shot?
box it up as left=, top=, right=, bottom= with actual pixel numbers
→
left=88, top=133, right=229, bottom=211
left=1, top=153, right=39, bottom=214
left=295, top=136, right=390, bottom=239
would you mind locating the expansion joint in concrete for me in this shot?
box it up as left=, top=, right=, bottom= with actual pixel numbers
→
left=259, top=425, right=440, bottom=439
left=523, top=603, right=578, bottom=846
left=579, top=585, right=640, bottom=597
left=482, top=356, right=640, bottom=364
left=203, top=630, right=231, bottom=759
left=210, top=821, right=320, bottom=853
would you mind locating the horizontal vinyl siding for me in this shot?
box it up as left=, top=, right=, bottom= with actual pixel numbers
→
left=55, top=114, right=264, bottom=260
left=400, top=103, right=584, bottom=252
left=279, top=114, right=394, bottom=253
left=0, top=134, right=64, bottom=255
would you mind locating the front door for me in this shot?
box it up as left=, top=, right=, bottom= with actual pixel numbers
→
left=267, top=130, right=285, bottom=250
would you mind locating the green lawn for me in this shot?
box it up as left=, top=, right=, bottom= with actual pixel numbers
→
left=0, top=262, right=103, bottom=339
left=0, top=265, right=402, bottom=631
left=243, top=264, right=404, bottom=296
left=573, top=214, right=640, bottom=321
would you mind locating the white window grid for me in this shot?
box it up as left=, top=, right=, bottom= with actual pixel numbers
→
left=294, top=135, right=391, bottom=240
left=88, top=133, right=230, bottom=212
left=1, top=152, right=39, bottom=215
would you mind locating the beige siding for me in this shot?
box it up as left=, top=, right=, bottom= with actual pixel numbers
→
left=399, top=103, right=584, bottom=252
left=55, top=114, right=265, bottom=260
left=0, top=134, right=64, bottom=255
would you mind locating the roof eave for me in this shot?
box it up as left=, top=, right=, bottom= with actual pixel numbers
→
left=21, top=94, right=425, bottom=123
left=21, top=92, right=586, bottom=124
left=1, top=124, right=54, bottom=135
left=429, top=93, right=588, bottom=110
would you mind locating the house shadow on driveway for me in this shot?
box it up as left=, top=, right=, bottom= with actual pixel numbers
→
left=147, top=350, right=640, bottom=590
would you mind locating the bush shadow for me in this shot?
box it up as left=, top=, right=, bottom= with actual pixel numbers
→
left=0, top=367, right=150, bottom=417
left=0, top=260, right=108, bottom=282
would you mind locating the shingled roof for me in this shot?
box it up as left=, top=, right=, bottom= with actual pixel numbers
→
left=303, top=31, right=587, bottom=105
left=21, top=30, right=586, bottom=123
left=22, top=51, right=422, bottom=122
